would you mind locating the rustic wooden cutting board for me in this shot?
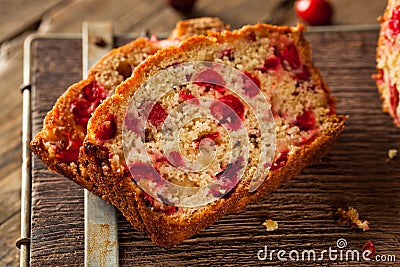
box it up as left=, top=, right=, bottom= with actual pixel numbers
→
left=30, top=28, right=400, bottom=266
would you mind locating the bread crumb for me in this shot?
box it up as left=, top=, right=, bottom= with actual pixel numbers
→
left=347, top=40, right=363, bottom=48
left=388, top=149, right=398, bottom=160
left=336, top=207, right=369, bottom=231
left=262, top=219, right=278, bottom=231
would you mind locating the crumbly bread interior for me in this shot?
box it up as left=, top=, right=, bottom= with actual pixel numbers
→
left=82, top=23, right=346, bottom=246
left=375, top=0, right=400, bottom=127
left=30, top=18, right=229, bottom=193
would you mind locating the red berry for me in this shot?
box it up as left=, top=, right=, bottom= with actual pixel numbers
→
left=375, top=68, right=384, bottom=86
left=148, top=102, right=168, bottom=127
left=298, top=132, right=317, bottom=146
left=124, top=113, right=143, bottom=137
left=162, top=205, right=179, bottom=215
left=194, top=68, right=226, bottom=93
left=389, top=83, right=400, bottom=122
left=167, top=151, right=185, bottom=168
left=279, top=43, right=301, bottom=70
left=248, top=31, right=257, bottom=42
left=178, top=89, right=199, bottom=105
left=179, top=89, right=195, bottom=101
left=141, top=192, right=178, bottom=215
left=294, top=110, right=316, bottom=131
left=243, top=71, right=261, bottom=97
left=362, top=241, right=376, bottom=258
left=96, top=114, right=117, bottom=140
left=142, top=192, right=155, bottom=208
left=71, top=100, right=92, bottom=127
left=57, top=138, right=82, bottom=164
left=327, top=97, right=336, bottom=116
left=220, top=49, right=235, bottom=61
left=217, top=157, right=243, bottom=180
left=167, top=0, right=196, bottom=13
left=194, top=132, right=221, bottom=149
left=216, top=95, right=244, bottom=118
left=271, top=149, right=289, bottom=171
left=71, top=82, right=106, bottom=128
left=210, top=157, right=243, bottom=198
left=388, top=8, right=400, bottom=37
left=129, top=162, right=164, bottom=185
left=295, top=0, right=333, bottom=26
left=82, top=81, right=107, bottom=102
left=256, top=57, right=281, bottom=73
left=276, top=44, right=311, bottom=81
left=210, top=95, right=244, bottom=131
left=295, top=66, right=311, bottom=81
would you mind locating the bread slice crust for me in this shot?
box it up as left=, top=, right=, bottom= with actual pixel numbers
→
left=81, top=23, right=347, bottom=247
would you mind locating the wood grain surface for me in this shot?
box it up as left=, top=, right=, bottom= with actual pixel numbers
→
left=29, top=29, right=400, bottom=266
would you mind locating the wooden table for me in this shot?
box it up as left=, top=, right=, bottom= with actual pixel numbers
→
left=0, top=0, right=391, bottom=266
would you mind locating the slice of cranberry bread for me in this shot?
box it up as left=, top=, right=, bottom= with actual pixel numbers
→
left=30, top=17, right=229, bottom=195
left=375, top=0, right=400, bottom=127
left=81, top=23, right=346, bottom=246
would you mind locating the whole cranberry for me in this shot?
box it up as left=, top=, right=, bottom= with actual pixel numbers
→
left=362, top=241, right=376, bottom=258
left=295, top=0, right=333, bottom=26
left=167, top=0, right=197, bottom=13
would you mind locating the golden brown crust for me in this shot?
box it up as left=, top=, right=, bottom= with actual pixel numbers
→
left=80, top=141, right=146, bottom=232
left=170, top=17, right=230, bottom=40
left=82, top=116, right=346, bottom=246
left=81, top=136, right=244, bottom=246
left=31, top=18, right=230, bottom=199
left=87, top=38, right=159, bottom=84
left=82, top=22, right=347, bottom=247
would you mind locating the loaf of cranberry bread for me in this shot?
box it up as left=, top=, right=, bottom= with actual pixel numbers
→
left=30, top=17, right=229, bottom=195
left=375, top=0, right=400, bottom=127
left=81, top=23, right=346, bottom=246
